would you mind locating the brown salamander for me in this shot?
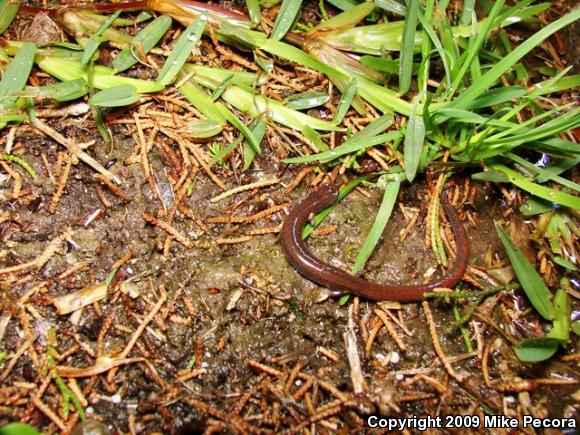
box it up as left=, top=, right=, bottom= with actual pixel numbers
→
left=280, top=183, right=469, bottom=302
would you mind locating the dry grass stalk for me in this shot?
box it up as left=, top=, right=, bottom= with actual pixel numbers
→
left=32, top=118, right=120, bottom=184
left=52, top=283, right=108, bottom=315
left=344, top=304, right=367, bottom=395
left=56, top=356, right=145, bottom=378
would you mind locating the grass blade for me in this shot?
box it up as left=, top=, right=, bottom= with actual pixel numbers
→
left=403, top=96, right=425, bottom=182
left=89, top=84, right=140, bottom=107
left=515, top=337, right=560, bottom=362
left=496, top=224, right=553, bottom=320
left=333, top=79, right=357, bottom=125
left=220, top=85, right=339, bottom=132
left=0, top=42, right=36, bottom=105
left=375, top=0, right=407, bottom=16
left=466, top=87, right=527, bottom=109
left=112, top=15, right=172, bottom=72
left=547, top=289, right=570, bottom=341
left=284, top=131, right=402, bottom=164
left=399, top=0, right=420, bottom=94
left=246, top=0, right=261, bottom=25
left=460, top=0, right=476, bottom=25
left=490, top=164, right=580, bottom=210
left=352, top=179, right=401, bottom=274
left=301, top=125, right=329, bottom=152
left=216, top=103, right=261, bottom=153
left=211, top=74, right=234, bottom=101
left=182, top=64, right=256, bottom=88
left=243, top=120, right=267, bottom=170
left=506, top=153, right=580, bottom=193
left=189, top=119, right=224, bottom=138
left=0, top=0, right=20, bottom=35
left=536, top=156, right=580, bottom=183
left=254, top=52, right=273, bottom=75
left=285, top=113, right=395, bottom=163
left=302, top=175, right=372, bottom=239
left=326, top=0, right=358, bottom=11
left=82, top=11, right=121, bottom=65
left=446, top=0, right=505, bottom=100
left=20, top=79, right=88, bottom=102
left=309, top=1, right=374, bottom=34
left=37, top=56, right=164, bottom=93
left=270, top=0, right=303, bottom=41
left=417, top=11, right=451, bottom=88
left=178, top=82, right=226, bottom=124
left=360, top=56, right=419, bottom=74
left=450, top=7, right=580, bottom=109
left=284, top=92, right=329, bottom=110
left=157, top=15, right=206, bottom=85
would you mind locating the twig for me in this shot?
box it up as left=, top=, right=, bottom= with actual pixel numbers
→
left=344, top=304, right=366, bottom=395
left=32, top=118, right=120, bottom=184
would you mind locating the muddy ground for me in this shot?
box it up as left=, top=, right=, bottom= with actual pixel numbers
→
left=0, top=1, right=579, bottom=434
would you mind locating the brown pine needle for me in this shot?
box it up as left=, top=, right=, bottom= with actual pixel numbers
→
left=365, top=317, right=383, bottom=357
left=208, top=203, right=289, bottom=224
left=211, top=178, right=280, bottom=203
left=32, top=395, right=67, bottom=432
left=216, top=236, right=252, bottom=244
left=32, top=118, right=120, bottom=184
left=120, top=291, right=167, bottom=360
left=374, top=308, right=406, bottom=351
left=143, top=213, right=194, bottom=248
left=245, top=225, right=282, bottom=236
left=247, top=359, right=282, bottom=377
left=0, top=161, right=22, bottom=199
left=97, top=174, right=131, bottom=202
left=49, top=154, right=72, bottom=213
left=317, top=346, right=340, bottom=363
left=0, top=336, right=36, bottom=382
left=283, top=167, right=314, bottom=195
left=422, top=301, right=463, bottom=382
left=0, top=228, right=73, bottom=275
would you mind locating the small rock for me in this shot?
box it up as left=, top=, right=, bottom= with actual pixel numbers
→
left=71, top=420, right=110, bottom=435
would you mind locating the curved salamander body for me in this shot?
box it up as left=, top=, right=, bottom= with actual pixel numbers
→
left=280, top=183, right=469, bottom=302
